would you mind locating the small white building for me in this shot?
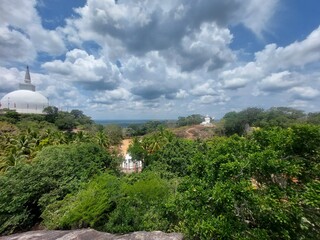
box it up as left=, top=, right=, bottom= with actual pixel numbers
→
left=121, top=153, right=142, bottom=173
left=200, top=115, right=214, bottom=127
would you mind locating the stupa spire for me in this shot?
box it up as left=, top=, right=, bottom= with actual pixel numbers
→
left=25, top=66, right=31, bottom=83
left=19, top=66, right=35, bottom=91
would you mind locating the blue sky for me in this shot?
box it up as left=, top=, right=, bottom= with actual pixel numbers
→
left=0, top=0, right=320, bottom=119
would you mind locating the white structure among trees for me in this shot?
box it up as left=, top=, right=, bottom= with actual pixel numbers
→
left=200, top=115, right=214, bottom=127
left=121, top=154, right=142, bottom=173
left=0, top=67, right=48, bottom=114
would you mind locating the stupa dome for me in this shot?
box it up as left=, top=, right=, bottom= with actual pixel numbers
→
left=1, top=90, right=48, bottom=114
left=0, top=66, right=48, bottom=114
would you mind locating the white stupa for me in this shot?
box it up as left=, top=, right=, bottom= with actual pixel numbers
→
left=200, top=115, right=214, bottom=127
left=0, top=67, right=48, bottom=114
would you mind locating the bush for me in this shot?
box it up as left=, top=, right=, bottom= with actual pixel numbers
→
left=0, top=143, right=113, bottom=235
left=42, top=173, right=121, bottom=229
left=42, top=172, right=174, bottom=233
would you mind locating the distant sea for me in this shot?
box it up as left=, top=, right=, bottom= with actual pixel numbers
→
left=94, top=119, right=163, bottom=128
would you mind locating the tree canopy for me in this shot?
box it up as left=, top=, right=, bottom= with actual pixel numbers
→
left=0, top=106, right=319, bottom=239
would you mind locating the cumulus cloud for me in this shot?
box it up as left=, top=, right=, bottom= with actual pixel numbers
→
left=174, top=23, right=234, bottom=72
left=197, top=93, right=230, bottom=105
left=69, top=0, right=278, bottom=56
left=3, top=0, right=320, bottom=118
left=123, top=51, right=187, bottom=100
left=255, top=26, right=320, bottom=70
left=0, top=67, right=23, bottom=94
left=91, top=88, right=132, bottom=104
left=238, top=0, right=279, bottom=36
left=42, top=49, right=122, bottom=90
left=219, top=62, right=264, bottom=89
left=219, top=26, right=320, bottom=94
left=0, top=26, right=36, bottom=65
left=289, top=86, right=320, bottom=100
left=258, top=71, right=301, bottom=92
left=222, top=78, right=249, bottom=90
left=190, top=81, right=217, bottom=96
left=0, top=0, right=65, bottom=57
left=175, top=89, right=189, bottom=99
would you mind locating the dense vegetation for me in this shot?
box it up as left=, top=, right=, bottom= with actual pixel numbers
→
left=0, top=107, right=319, bottom=239
left=221, top=107, right=319, bottom=136
left=176, top=114, right=204, bottom=127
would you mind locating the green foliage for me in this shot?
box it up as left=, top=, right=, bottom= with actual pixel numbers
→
left=42, top=173, right=121, bottom=229
left=1, top=106, right=320, bottom=239
left=105, top=172, right=173, bottom=233
left=128, top=129, right=175, bottom=167
left=146, top=137, right=199, bottom=177
left=42, top=172, right=174, bottom=234
left=70, top=109, right=93, bottom=126
left=307, top=112, right=320, bottom=125
left=0, top=110, right=21, bottom=124
left=104, top=124, right=123, bottom=145
left=54, top=112, right=76, bottom=131
left=126, top=120, right=166, bottom=136
left=177, top=126, right=320, bottom=239
left=0, top=143, right=113, bottom=235
left=43, top=106, right=59, bottom=123
left=43, top=106, right=92, bottom=130
left=223, top=107, right=306, bottom=136
left=176, top=114, right=204, bottom=127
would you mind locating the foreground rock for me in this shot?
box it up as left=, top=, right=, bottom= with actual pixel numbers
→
left=0, top=229, right=184, bottom=240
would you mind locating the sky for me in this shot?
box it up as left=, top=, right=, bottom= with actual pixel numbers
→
left=0, top=0, right=320, bottom=120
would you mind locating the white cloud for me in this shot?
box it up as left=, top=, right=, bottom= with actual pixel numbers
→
left=124, top=51, right=186, bottom=99
left=0, top=67, right=23, bottom=93
left=0, top=0, right=65, bottom=56
left=222, top=78, right=249, bottom=90
left=289, top=86, right=320, bottom=100
left=176, top=22, right=234, bottom=71
left=238, top=0, right=279, bottom=36
left=219, top=62, right=264, bottom=89
left=42, top=49, right=122, bottom=90
left=255, top=26, right=320, bottom=70
left=197, top=94, right=230, bottom=105
left=258, top=71, right=301, bottom=92
left=92, top=88, right=132, bottom=104
left=67, top=0, right=278, bottom=57
left=0, top=26, right=36, bottom=64
left=190, top=82, right=217, bottom=96
left=175, top=89, right=189, bottom=99
left=2, top=0, right=320, bottom=119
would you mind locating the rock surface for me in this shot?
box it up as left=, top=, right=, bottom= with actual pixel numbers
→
left=0, top=229, right=184, bottom=240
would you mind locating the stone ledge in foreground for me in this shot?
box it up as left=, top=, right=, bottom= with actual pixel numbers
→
left=0, top=229, right=184, bottom=240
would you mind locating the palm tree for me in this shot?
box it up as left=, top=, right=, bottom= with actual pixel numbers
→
left=95, top=131, right=110, bottom=149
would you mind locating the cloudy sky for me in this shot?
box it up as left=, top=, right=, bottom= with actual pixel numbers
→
left=0, top=0, right=320, bottom=119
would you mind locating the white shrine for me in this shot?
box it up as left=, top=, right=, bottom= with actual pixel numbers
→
left=200, top=115, right=214, bottom=127
left=121, top=153, right=142, bottom=173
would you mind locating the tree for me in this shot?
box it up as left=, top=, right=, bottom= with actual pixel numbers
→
left=104, top=124, right=123, bottom=145
left=0, top=143, right=114, bottom=235
left=176, top=114, right=204, bottom=127
left=42, top=173, right=122, bottom=230
left=177, top=126, right=320, bottom=239
left=42, top=172, right=174, bottom=233
left=43, top=106, right=58, bottom=123
left=54, top=112, right=76, bottom=131
left=70, top=109, right=92, bottom=125
left=307, top=112, right=320, bottom=125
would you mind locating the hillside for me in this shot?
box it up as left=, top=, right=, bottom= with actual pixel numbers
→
left=172, top=124, right=216, bottom=139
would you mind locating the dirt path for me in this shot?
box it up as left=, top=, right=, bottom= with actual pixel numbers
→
left=120, top=139, right=132, bottom=155
left=185, top=127, right=197, bottom=138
